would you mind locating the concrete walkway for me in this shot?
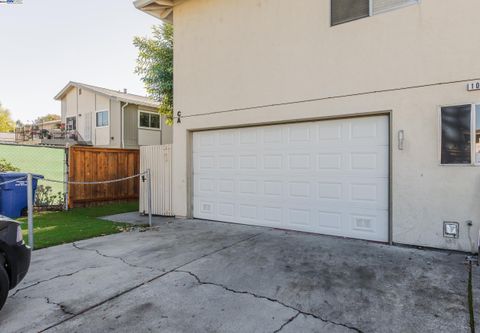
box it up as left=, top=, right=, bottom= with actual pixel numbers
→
left=100, top=211, right=172, bottom=226
left=0, top=217, right=477, bottom=333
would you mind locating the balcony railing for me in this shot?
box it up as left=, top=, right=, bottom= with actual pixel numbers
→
left=15, top=127, right=90, bottom=146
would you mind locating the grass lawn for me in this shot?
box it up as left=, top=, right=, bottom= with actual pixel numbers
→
left=18, top=202, right=139, bottom=250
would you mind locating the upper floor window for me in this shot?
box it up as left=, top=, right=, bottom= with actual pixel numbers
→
left=331, top=0, right=418, bottom=26
left=139, top=111, right=160, bottom=130
left=96, top=111, right=109, bottom=127
left=331, top=0, right=369, bottom=26
left=440, top=105, right=480, bottom=165
left=66, top=116, right=76, bottom=131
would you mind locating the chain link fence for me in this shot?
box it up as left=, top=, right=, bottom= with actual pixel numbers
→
left=0, top=143, right=67, bottom=211
left=0, top=143, right=155, bottom=250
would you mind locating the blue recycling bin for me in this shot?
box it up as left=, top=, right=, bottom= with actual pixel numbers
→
left=0, top=173, right=44, bottom=219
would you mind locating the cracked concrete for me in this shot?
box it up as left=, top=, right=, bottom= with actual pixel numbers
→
left=71, top=242, right=154, bottom=270
left=279, top=313, right=353, bottom=333
left=0, top=217, right=478, bottom=333
left=9, top=266, right=98, bottom=298
left=176, top=270, right=361, bottom=332
left=179, top=229, right=477, bottom=332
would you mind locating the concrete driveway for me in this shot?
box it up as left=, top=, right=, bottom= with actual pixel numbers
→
left=0, top=218, right=478, bottom=333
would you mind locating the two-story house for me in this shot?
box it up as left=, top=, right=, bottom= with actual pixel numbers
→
left=135, top=0, right=480, bottom=252
left=54, top=82, right=172, bottom=148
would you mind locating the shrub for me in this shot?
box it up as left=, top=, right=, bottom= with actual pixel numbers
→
left=0, top=158, right=19, bottom=172
left=35, top=185, right=65, bottom=208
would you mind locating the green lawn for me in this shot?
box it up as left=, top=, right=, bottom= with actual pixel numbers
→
left=18, top=202, right=139, bottom=250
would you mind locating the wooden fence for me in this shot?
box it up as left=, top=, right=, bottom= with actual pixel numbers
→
left=68, top=146, right=140, bottom=208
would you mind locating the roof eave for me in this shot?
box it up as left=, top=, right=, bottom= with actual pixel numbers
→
left=115, top=97, right=160, bottom=109
left=133, top=0, right=175, bottom=23
left=54, top=81, right=76, bottom=100
left=54, top=82, right=160, bottom=109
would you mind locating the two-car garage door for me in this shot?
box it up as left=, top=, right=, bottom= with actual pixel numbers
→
left=193, top=116, right=389, bottom=242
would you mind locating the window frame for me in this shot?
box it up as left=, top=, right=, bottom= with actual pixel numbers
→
left=66, top=116, right=77, bottom=131
left=138, top=110, right=161, bottom=131
left=475, top=104, right=480, bottom=166
left=372, top=0, right=420, bottom=16
left=330, top=0, right=420, bottom=27
left=95, top=110, right=109, bottom=128
left=439, top=104, right=478, bottom=167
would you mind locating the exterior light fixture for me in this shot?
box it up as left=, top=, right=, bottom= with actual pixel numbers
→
left=398, top=130, right=405, bottom=150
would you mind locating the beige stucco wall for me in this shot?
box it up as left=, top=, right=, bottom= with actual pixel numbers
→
left=138, top=107, right=162, bottom=146
left=61, top=99, right=67, bottom=122
left=94, top=94, right=111, bottom=146
left=162, top=118, right=173, bottom=144
left=78, top=89, right=96, bottom=143
left=61, top=88, right=111, bottom=146
left=171, top=0, right=480, bottom=251
left=138, top=128, right=162, bottom=146
left=124, top=104, right=139, bottom=148
left=64, top=88, right=77, bottom=119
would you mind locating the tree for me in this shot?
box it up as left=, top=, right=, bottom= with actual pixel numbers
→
left=134, top=24, right=173, bottom=125
left=0, top=102, right=15, bottom=132
left=35, top=114, right=61, bottom=123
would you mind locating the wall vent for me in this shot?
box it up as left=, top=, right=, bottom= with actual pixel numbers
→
left=443, top=222, right=459, bottom=239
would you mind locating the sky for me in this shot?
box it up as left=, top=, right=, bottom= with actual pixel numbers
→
left=0, top=0, right=160, bottom=123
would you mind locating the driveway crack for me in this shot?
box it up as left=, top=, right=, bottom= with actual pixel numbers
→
left=72, top=242, right=155, bottom=270
left=20, top=294, right=75, bottom=317
left=45, top=297, right=75, bottom=316
left=40, top=232, right=263, bottom=332
left=9, top=266, right=99, bottom=298
left=175, top=270, right=363, bottom=333
left=273, top=312, right=300, bottom=333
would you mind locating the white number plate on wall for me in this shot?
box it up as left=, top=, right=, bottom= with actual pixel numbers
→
left=467, top=81, right=480, bottom=91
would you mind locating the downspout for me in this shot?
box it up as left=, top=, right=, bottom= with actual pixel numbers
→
left=121, top=102, right=129, bottom=149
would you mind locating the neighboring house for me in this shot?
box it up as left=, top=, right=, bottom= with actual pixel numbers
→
left=135, top=0, right=480, bottom=252
left=37, top=119, right=61, bottom=133
left=54, top=82, right=172, bottom=148
left=15, top=119, right=61, bottom=145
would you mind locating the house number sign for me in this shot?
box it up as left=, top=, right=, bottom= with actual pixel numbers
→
left=467, top=81, right=480, bottom=91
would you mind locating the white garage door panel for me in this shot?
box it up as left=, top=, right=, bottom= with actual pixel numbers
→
left=193, top=116, right=389, bottom=242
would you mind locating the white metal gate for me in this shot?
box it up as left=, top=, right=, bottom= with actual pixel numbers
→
left=140, top=145, right=174, bottom=216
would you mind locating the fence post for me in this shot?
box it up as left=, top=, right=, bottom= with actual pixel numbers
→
left=64, top=145, right=69, bottom=211
left=27, top=173, right=34, bottom=250
left=147, top=169, right=152, bottom=227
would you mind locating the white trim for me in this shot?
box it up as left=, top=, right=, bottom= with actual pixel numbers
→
left=471, top=104, right=476, bottom=165
left=138, top=110, right=161, bottom=131
left=95, top=110, right=109, bottom=128
left=66, top=116, right=77, bottom=131
left=372, top=0, right=419, bottom=16
left=331, top=0, right=420, bottom=26
left=121, top=102, right=129, bottom=149
left=475, top=104, right=480, bottom=166
left=54, top=81, right=160, bottom=109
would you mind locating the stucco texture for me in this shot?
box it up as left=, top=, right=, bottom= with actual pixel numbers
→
left=168, top=0, right=479, bottom=251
